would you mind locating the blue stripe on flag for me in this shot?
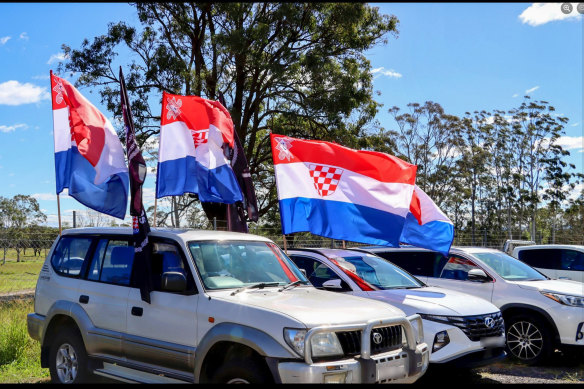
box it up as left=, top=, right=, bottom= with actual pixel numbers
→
left=55, top=147, right=129, bottom=219
left=156, top=156, right=242, bottom=203
left=279, top=197, right=406, bottom=247
left=399, top=213, right=454, bottom=256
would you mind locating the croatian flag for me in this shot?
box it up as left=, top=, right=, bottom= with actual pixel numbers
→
left=400, top=185, right=454, bottom=256
left=51, top=72, right=129, bottom=219
left=271, top=134, right=417, bottom=247
left=156, top=92, right=242, bottom=203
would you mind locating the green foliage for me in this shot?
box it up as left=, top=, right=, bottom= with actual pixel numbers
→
left=59, top=2, right=399, bottom=221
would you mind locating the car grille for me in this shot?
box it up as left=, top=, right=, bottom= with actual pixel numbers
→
left=448, top=312, right=505, bottom=341
left=336, top=325, right=403, bottom=356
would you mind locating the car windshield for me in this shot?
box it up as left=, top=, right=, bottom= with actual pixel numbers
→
left=188, top=241, right=308, bottom=290
left=333, top=254, right=423, bottom=290
left=472, top=251, right=547, bottom=281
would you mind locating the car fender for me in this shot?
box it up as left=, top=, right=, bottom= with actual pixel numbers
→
left=193, top=322, right=298, bottom=383
left=499, top=302, right=560, bottom=341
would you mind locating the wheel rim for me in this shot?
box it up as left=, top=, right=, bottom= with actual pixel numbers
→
left=226, top=378, right=251, bottom=384
left=55, top=343, right=78, bottom=383
left=507, top=321, right=543, bottom=361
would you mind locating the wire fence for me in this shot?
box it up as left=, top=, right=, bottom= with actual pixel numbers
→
left=1, top=225, right=582, bottom=295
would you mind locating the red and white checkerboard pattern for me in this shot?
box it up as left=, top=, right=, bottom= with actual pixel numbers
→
left=190, top=129, right=209, bottom=148
left=309, top=164, right=344, bottom=196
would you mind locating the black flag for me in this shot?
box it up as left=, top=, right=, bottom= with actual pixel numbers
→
left=201, top=92, right=258, bottom=232
left=120, top=67, right=153, bottom=303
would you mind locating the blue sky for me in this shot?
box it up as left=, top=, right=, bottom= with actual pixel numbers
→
left=0, top=3, right=582, bottom=227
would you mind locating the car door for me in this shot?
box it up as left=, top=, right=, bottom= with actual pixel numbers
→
left=78, top=236, right=134, bottom=357
left=124, top=237, right=199, bottom=374
left=425, top=254, right=495, bottom=302
left=559, top=249, right=584, bottom=282
left=516, top=249, right=560, bottom=280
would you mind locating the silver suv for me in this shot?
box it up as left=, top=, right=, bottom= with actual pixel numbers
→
left=27, top=228, right=429, bottom=383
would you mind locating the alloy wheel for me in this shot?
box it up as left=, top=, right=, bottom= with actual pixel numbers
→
left=55, top=343, right=78, bottom=383
left=507, top=321, right=543, bottom=361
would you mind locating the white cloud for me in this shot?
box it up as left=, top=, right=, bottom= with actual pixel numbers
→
left=571, top=122, right=579, bottom=127
left=0, top=80, right=49, bottom=105
left=32, top=189, right=70, bottom=201
left=19, top=32, right=28, bottom=41
left=555, top=136, right=583, bottom=152
left=0, top=36, right=11, bottom=45
left=0, top=123, right=28, bottom=133
left=512, top=93, right=519, bottom=98
left=47, top=52, right=68, bottom=64
left=371, top=67, right=403, bottom=79
left=525, top=85, right=539, bottom=94
left=519, top=3, right=583, bottom=26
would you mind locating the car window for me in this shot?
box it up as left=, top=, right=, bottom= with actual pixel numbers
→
left=289, top=255, right=339, bottom=288
left=339, top=255, right=423, bottom=289
left=517, top=249, right=561, bottom=270
left=96, top=240, right=135, bottom=286
left=374, top=251, right=448, bottom=278
left=473, top=251, right=547, bottom=281
left=439, top=256, right=481, bottom=281
left=189, top=241, right=307, bottom=290
left=149, top=241, right=196, bottom=293
left=51, top=236, right=93, bottom=277
left=561, top=250, right=584, bottom=271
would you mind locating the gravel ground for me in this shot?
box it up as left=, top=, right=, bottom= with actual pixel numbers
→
left=417, top=350, right=584, bottom=384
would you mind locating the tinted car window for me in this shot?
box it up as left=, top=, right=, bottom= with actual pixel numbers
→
left=561, top=250, right=584, bottom=271
left=51, top=236, right=93, bottom=277
left=93, top=240, right=135, bottom=286
left=289, top=255, right=339, bottom=288
left=517, top=249, right=561, bottom=270
left=149, top=241, right=196, bottom=293
left=374, top=251, right=448, bottom=277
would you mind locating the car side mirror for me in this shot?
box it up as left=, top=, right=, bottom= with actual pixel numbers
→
left=468, top=269, right=490, bottom=282
left=162, top=271, right=187, bottom=292
left=322, top=278, right=350, bottom=291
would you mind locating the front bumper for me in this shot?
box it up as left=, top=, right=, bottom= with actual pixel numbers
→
left=278, top=315, right=429, bottom=384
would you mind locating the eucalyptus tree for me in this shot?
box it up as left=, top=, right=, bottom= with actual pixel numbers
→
left=59, top=2, right=399, bottom=219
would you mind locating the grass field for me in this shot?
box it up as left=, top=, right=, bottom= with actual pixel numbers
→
left=0, top=256, right=45, bottom=294
left=0, top=298, right=49, bottom=383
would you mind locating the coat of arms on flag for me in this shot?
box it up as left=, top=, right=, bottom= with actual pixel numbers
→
left=309, top=164, right=343, bottom=196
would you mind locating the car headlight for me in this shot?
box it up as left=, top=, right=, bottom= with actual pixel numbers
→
left=541, top=292, right=584, bottom=307
left=283, top=328, right=344, bottom=358
left=310, top=332, right=344, bottom=357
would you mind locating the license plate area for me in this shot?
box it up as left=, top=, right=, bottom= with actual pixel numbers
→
left=373, top=351, right=408, bottom=382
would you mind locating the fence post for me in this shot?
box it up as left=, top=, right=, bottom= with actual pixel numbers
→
left=213, top=217, right=217, bottom=230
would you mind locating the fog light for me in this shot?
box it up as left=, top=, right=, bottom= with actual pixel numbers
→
left=432, top=331, right=450, bottom=353
left=324, top=372, right=347, bottom=383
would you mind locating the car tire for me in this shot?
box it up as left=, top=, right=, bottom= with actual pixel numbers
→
left=49, top=326, right=92, bottom=384
left=211, top=358, right=272, bottom=384
left=505, top=314, right=553, bottom=365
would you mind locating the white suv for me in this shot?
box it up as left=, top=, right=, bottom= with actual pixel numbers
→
left=512, top=245, right=584, bottom=283
left=361, top=246, right=584, bottom=365
left=27, top=228, right=429, bottom=384
left=286, top=248, right=506, bottom=369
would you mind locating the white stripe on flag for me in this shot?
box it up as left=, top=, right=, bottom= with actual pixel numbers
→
left=53, top=107, right=71, bottom=153
left=275, top=162, right=414, bottom=218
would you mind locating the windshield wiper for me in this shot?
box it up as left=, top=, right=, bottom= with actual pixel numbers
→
left=278, top=280, right=309, bottom=292
left=231, top=282, right=280, bottom=296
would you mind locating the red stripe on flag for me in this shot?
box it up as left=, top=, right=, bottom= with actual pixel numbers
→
left=329, top=258, right=377, bottom=291
left=270, top=134, right=416, bottom=185
left=267, top=243, right=298, bottom=282
left=409, top=190, right=423, bottom=225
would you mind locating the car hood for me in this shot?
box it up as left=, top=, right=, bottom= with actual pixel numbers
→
left=364, top=287, right=499, bottom=316
left=209, top=286, right=406, bottom=328
left=514, top=279, right=584, bottom=296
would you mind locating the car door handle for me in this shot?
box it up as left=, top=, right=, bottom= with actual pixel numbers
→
left=131, top=306, right=143, bottom=317
left=79, top=295, right=89, bottom=304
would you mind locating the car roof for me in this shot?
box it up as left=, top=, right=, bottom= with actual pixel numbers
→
left=61, top=227, right=273, bottom=243
left=288, top=247, right=377, bottom=258
left=513, top=244, right=584, bottom=251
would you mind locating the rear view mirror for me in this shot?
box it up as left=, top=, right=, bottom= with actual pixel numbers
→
left=162, top=271, right=187, bottom=292
left=468, top=269, right=490, bottom=282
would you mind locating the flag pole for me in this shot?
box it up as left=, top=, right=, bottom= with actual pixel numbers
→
left=153, top=196, right=158, bottom=227
left=57, top=194, right=62, bottom=236
left=282, top=234, right=288, bottom=254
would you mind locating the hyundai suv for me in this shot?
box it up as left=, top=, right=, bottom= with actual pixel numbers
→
left=27, top=228, right=429, bottom=384
left=360, top=246, right=584, bottom=365
left=286, top=248, right=506, bottom=369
